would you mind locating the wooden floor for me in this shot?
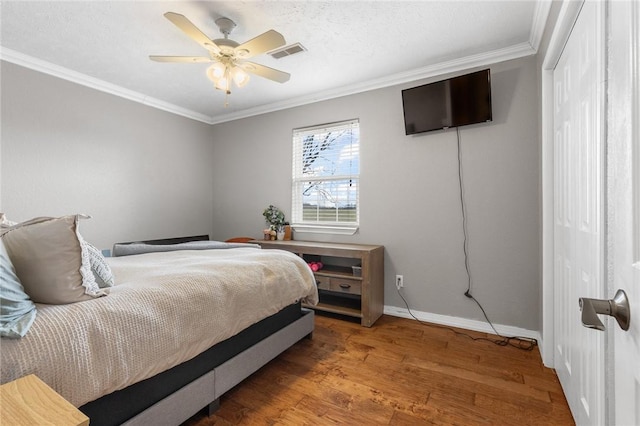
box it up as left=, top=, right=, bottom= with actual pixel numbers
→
left=182, top=314, right=574, bottom=425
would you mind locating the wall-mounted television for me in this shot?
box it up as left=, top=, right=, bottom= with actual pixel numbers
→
left=402, top=69, right=492, bottom=135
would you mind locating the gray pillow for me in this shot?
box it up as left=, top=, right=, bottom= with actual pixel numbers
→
left=0, top=239, right=37, bottom=338
left=112, top=240, right=259, bottom=257
left=0, top=215, right=106, bottom=304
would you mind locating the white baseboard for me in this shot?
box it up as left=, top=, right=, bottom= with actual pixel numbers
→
left=383, top=305, right=541, bottom=343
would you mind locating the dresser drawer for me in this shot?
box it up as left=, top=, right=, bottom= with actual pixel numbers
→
left=330, top=278, right=362, bottom=295
left=314, top=275, right=331, bottom=291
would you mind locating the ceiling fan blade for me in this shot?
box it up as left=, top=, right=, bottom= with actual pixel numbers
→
left=149, top=56, right=213, bottom=63
left=235, top=30, right=286, bottom=59
left=163, top=12, right=221, bottom=54
left=241, top=61, right=290, bottom=83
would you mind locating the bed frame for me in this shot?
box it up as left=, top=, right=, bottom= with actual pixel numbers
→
left=125, top=308, right=313, bottom=426
left=79, top=236, right=315, bottom=426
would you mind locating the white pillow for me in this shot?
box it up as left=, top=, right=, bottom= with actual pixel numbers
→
left=0, top=213, right=17, bottom=228
left=0, top=215, right=106, bottom=304
left=84, top=241, right=114, bottom=288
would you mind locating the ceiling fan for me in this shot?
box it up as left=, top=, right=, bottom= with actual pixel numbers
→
left=150, top=12, right=290, bottom=101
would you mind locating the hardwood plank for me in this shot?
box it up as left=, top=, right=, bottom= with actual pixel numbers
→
left=318, top=366, right=430, bottom=418
left=292, top=395, right=391, bottom=425
left=182, top=314, right=573, bottom=426
left=402, top=354, right=524, bottom=386
left=522, top=371, right=565, bottom=393
left=426, top=393, right=513, bottom=425
left=473, top=392, right=574, bottom=424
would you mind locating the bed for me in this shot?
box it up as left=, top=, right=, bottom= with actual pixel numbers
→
left=0, top=232, right=318, bottom=426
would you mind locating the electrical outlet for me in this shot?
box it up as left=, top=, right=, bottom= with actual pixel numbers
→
left=396, top=275, right=404, bottom=289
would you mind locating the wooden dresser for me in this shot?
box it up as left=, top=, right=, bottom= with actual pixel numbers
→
left=254, top=240, right=384, bottom=327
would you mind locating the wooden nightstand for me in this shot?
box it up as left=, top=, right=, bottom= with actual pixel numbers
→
left=0, top=374, right=89, bottom=426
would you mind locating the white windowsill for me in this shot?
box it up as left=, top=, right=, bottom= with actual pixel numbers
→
left=291, top=224, right=359, bottom=235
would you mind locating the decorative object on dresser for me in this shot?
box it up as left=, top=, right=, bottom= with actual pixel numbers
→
left=253, top=240, right=384, bottom=327
left=262, top=205, right=290, bottom=240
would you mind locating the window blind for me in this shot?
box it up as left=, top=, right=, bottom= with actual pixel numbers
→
left=291, top=119, right=360, bottom=230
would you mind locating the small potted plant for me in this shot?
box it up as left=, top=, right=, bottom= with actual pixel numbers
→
left=262, top=205, right=286, bottom=240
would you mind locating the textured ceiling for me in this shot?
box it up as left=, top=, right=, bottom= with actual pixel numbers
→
left=0, top=1, right=548, bottom=124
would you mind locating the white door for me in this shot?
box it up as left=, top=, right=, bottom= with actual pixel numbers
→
left=553, top=1, right=605, bottom=424
left=607, top=1, right=640, bottom=424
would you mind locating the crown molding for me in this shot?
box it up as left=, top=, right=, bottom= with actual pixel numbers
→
left=1, top=41, right=536, bottom=126
left=530, top=0, right=553, bottom=51
left=209, top=42, right=536, bottom=124
left=0, top=47, right=214, bottom=125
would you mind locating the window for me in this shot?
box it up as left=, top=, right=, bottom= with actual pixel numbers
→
left=292, top=119, right=360, bottom=234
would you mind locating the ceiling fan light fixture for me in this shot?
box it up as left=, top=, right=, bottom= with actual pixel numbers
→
left=152, top=11, right=290, bottom=105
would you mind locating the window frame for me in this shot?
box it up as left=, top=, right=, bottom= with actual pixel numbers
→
left=291, top=119, right=360, bottom=235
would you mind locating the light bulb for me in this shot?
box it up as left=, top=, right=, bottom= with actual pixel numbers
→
left=214, top=76, right=229, bottom=91
left=231, top=67, right=250, bottom=88
left=206, top=62, right=226, bottom=82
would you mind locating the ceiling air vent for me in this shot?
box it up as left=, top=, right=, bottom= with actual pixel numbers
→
left=268, top=43, right=307, bottom=59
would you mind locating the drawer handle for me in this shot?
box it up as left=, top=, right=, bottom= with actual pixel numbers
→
left=316, top=280, right=321, bottom=286
left=339, top=283, right=351, bottom=290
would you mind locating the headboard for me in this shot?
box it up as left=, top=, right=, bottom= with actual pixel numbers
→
left=119, top=235, right=210, bottom=245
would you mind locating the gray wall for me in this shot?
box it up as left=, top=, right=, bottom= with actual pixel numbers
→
left=0, top=61, right=215, bottom=249
left=1, top=55, right=541, bottom=331
left=211, top=55, right=540, bottom=330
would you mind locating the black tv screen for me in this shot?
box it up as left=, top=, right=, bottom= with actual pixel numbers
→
left=402, top=69, right=492, bottom=135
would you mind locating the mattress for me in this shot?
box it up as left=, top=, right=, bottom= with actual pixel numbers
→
left=0, top=247, right=318, bottom=407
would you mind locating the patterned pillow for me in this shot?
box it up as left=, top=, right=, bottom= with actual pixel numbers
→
left=84, top=242, right=114, bottom=288
left=0, top=215, right=106, bottom=304
left=0, top=239, right=37, bottom=338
